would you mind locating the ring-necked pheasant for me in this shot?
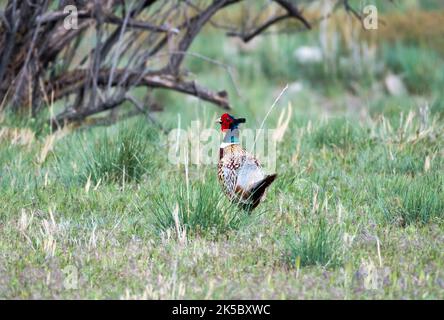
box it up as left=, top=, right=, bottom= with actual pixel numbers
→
left=217, top=113, right=277, bottom=210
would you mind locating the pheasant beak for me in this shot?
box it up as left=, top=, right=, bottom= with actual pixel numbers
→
left=216, top=117, right=222, bottom=124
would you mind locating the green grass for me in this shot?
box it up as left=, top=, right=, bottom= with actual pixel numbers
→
left=373, top=174, right=444, bottom=226
left=82, top=122, right=155, bottom=184
left=1, top=24, right=444, bottom=299
left=309, top=118, right=368, bottom=150
left=382, top=43, right=444, bottom=94
left=150, top=177, right=251, bottom=238
left=282, top=217, right=342, bottom=268
left=1, top=112, right=443, bottom=299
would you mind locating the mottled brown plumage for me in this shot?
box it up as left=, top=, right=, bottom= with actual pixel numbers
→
left=216, top=114, right=277, bottom=210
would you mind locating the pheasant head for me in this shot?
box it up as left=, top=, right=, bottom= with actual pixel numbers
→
left=216, top=113, right=246, bottom=131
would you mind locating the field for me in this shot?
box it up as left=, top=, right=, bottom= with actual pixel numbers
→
left=1, top=1, right=444, bottom=299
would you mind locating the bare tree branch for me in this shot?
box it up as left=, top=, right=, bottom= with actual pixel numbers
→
left=0, top=0, right=358, bottom=132
left=168, top=0, right=241, bottom=73
left=227, top=13, right=290, bottom=42
left=48, top=68, right=229, bottom=128
left=344, top=0, right=363, bottom=22
left=49, top=69, right=229, bottom=107
left=125, top=93, right=167, bottom=134
left=274, top=0, right=311, bottom=29
left=226, top=0, right=311, bottom=43
left=36, top=7, right=179, bottom=33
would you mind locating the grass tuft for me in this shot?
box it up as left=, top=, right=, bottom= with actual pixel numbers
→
left=83, top=122, right=154, bottom=184
left=310, top=118, right=365, bottom=150
left=376, top=174, right=444, bottom=226
left=150, top=177, right=251, bottom=238
left=282, top=217, right=342, bottom=268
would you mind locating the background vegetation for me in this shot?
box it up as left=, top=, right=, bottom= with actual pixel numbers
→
left=0, top=0, right=443, bottom=299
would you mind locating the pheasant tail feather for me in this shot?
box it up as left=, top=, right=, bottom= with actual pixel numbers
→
left=248, top=173, right=277, bottom=210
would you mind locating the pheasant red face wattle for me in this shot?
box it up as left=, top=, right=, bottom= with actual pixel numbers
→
left=217, top=113, right=246, bottom=131
left=218, top=113, right=235, bottom=131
